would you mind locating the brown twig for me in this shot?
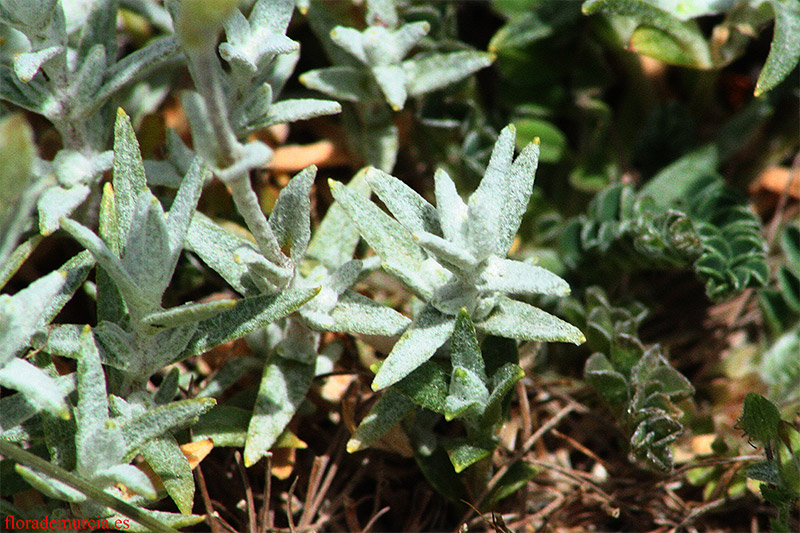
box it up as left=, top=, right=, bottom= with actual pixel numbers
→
left=343, top=496, right=361, bottom=532
left=286, top=476, right=298, bottom=533
left=235, top=450, right=257, bottom=533
left=304, top=428, right=348, bottom=528
left=195, top=463, right=224, bottom=533
left=672, top=497, right=729, bottom=532
left=551, top=428, right=610, bottom=470
left=298, top=456, right=327, bottom=528
left=362, top=505, right=391, bottom=533
left=517, top=380, right=533, bottom=444
left=661, top=454, right=763, bottom=483
left=258, top=453, right=273, bottom=533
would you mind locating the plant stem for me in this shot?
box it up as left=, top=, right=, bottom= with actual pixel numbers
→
left=0, top=440, right=180, bottom=533
left=227, top=172, right=291, bottom=271
left=185, top=47, right=240, bottom=168
left=184, top=41, right=290, bottom=272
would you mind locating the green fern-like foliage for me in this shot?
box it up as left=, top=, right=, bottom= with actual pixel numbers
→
left=685, top=176, right=769, bottom=300
left=562, top=287, right=694, bottom=471
left=561, top=183, right=703, bottom=272
left=561, top=176, right=768, bottom=301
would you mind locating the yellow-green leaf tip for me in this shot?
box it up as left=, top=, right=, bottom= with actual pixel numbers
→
left=346, top=438, right=363, bottom=453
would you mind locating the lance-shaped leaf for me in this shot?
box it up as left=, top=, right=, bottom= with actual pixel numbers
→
left=181, top=287, right=320, bottom=359
left=483, top=362, right=525, bottom=427
left=444, top=438, right=495, bottom=473
left=112, top=109, right=149, bottom=247
left=444, top=311, right=489, bottom=422
left=0, top=269, right=66, bottom=366
left=433, top=168, right=468, bottom=246
left=307, top=170, right=371, bottom=269
left=270, top=165, right=316, bottom=265
left=91, top=37, right=180, bottom=117
left=0, top=63, right=46, bottom=108
left=38, top=185, right=91, bottom=236
left=329, top=178, right=439, bottom=299
left=371, top=304, right=455, bottom=391
left=14, top=45, right=66, bottom=83
left=329, top=26, right=368, bottom=63
left=121, top=398, right=217, bottom=457
left=121, top=193, right=173, bottom=305
left=300, top=66, right=377, bottom=102
left=413, top=231, right=477, bottom=272
left=95, top=463, right=157, bottom=499
left=444, top=367, right=489, bottom=422
left=381, top=21, right=430, bottom=62
left=154, top=368, right=181, bottom=406
left=393, top=360, right=449, bottom=414
left=403, top=51, right=493, bottom=97
left=90, top=321, right=136, bottom=372
left=78, top=0, right=118, bottom=62
left=186, top=213, right=290, bottom=295
left=192, top=405, right=252, bottom=447
left=477, top=256, right=570, bottom=297
left=477, top=297, right=585, bottom=344
left=1, top=236, right=42, bottom=290
left=0, top=359, right=72, bottom=421
left=372, top=65, right=408, bottom=110
left=304, top=290, right=411, bottom=336
left=366, top=167, right=441, bottom=236
left=465, top=126, right=539, bottom=261
left=0, top=374, right=75, bottom=434
left=347, top=389, right=416, bottom=453
left=756, top=1, right=800, bottom=94
left=15, top=465, right=87, bottom=503
left=0, top=114, right=39, bottom=264
left=70, top=44, right=107, bottom=114
left=140, top=435, right=194, bottom=514
left=450, top=309, right=486, bottom=379
left=237, top=91, right=341, bottom=133
left=244, top=356, right=315, bottom=466
left=61, top=218, right=152, bottom=313
left=74, top=326, right=127, bottom=479
left=166, top=156, right=209, bottom=248
left=142, top=299, right=238, bottom=329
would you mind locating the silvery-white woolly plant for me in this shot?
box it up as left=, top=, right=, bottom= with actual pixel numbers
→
left=331, top=125, right=585, bottom=472
left=301, top=0, right=493, bottom=171
left=165, top=0, right=414, bottom=468
left=184, top=166, right=411, bottom=467
left=0, top=0, right=181, bottom=235
left=7, top=109, right=316, bottom=527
